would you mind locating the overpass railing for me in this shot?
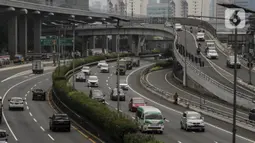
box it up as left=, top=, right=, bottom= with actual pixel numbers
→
left=173, top=31, right=254, bottom=109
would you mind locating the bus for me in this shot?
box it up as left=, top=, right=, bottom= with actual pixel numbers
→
left=135, top=106, right=165, bottom=134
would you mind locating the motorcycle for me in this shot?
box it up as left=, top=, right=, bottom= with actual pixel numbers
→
left=197, top=47, right=201, bottom=55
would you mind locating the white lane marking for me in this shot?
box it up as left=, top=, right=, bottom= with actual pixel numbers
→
left=31, top=87, right=33, bottom=90
left=24, top=98, right=26, bottom=100
left=38, top=81, right=42, bottom=84
left=192, top=131, right=195, bottom=133
left=165, top=119, right=169, bottom=122
left=106, top=80, right=108, bottom=82
left=163, top=72, right=247, bottom=116
left=178, top=141, right=182, bottom=143
left=126, top=64, right=255, bottom=143
left=34, top=84, right=37, bottom=87
left=106, top=83, right=109, bottom=86
left=33, top=118, right=37, bottom=122
left=25, top=102, right=27, bottom=105
left=27, top=91, right=30, bottom=94
left=25, top=94, right=27, bottom=97
left=26, top=106, right=29, bottom=110
left=108, top=87, right=111, bottom=90
left=29, top=112, right=33, bottom=116
left=214, top=141, right=218, bottom=143
left=105, top=102, right=109, bottom=105
left=108, top=76, right=110, bottom=79
left=40, top=126, right=45, bottom=131
left=2, top=72, right=52, bottom=141
left=48, top=134, right=55, bottom=141
left=110, top=74, right=113, bottom=76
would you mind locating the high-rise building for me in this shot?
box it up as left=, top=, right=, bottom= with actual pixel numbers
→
left=234, top=0, right=255, bottom=11
left=173, top=0, right=188, bottom=17
left=47, top=0, right=89, bottom=10
left=147, top=0, right=175, bottom=18
left=187, top=0, right=210, bottom=21
left=140, top=0, right=148, bottom=15
left=148, top=0, right=157, bottom=4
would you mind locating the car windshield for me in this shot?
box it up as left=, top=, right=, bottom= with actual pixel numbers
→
left=55, top=114, right=68, bottom=120
left=101, top=64, right=108, bottom=68
left=187, top=113, right=201, bottom=119
left=0, top=132, right=6, bottom=138
left=209, top=50, right=217, bottom=54
left=93, top=90, right=103, bottom=97
left=133, top=99, right=145, bottom=104
left=99, top=61, right=106, bottom=64
left=114, top=89, right=124, bottom=95
left=89, top=76, right=98, bottom=80
left=145, top=113, right=163, bottom=120
left=83, top=67, right=89, bottom=70
left=11, top=98, right=23, bottom=102
left=35, top=89, right=43, bottom=92
left=229, top=56, right=240, bottom=62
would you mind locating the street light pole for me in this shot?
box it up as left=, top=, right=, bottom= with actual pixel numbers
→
left=72, top=23, right=76, bottom=90
left=116, top=20, right=121, bottom=113
left=232, top=27, right=238, bottom=143
left=183, top=9, right=187, bottom=87
left=58, top=26, right=61, bottom=75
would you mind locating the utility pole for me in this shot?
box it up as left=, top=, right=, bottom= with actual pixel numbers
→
left=58, top=26, right=61, bottom=75
left=183, top=8, right=187, bottom=87
left=72, top=23, right=76, bottom=90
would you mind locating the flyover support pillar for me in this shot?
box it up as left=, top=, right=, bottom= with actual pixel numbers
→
left=89, top=36, right=96, bottom=49
left=103, top=35, right=108, bottom=53
left=128, top=35, right=135, bottom=54
left=18, top=15, right=27, bottom=58
left=112, top=35, right=117, bottom=52
left=33, top=17, right=41, bottom=53
left=8, top=15, right=18, bottom=60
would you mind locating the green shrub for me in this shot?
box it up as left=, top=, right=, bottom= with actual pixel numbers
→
left=150, top=66, right=163, bottom=72
left=52, top=53, right=162, bottom=143
left=124, top=133, right=164, bottom=143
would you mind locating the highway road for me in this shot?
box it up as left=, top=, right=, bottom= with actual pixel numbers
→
left=177, top=29, right=254, bottom=97
left=72, top=60, right=255, bottom=143
left=0, top=67, right=93, bottom=143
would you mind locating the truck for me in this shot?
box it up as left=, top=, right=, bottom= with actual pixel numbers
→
left=124, top=57, right=133, bottom=70
left=32, top=60, right=44, bottom=74
left=116, top=59, right=127, bottom=75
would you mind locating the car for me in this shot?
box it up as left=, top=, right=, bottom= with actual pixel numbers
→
left=0, top=130, right=8, bottom=142
left=76, top=72, right=86, bottom=82
left=175, top=23, right=182, bottom=31
left=81, top=66, right=91, bottom=75
left=180, top=111, right=205, bottom=132
left=89, top=89, right=106, bottom=103
left=119, top=80, right=129, bottom=90
left=206, top=49, right=218, bottom=59
left=100, top=63, right=109, bottom=73
left=87, top=76, right=99, bottom=87
left=97, top=60, right=107, bottom=68
left=226, top=55, right=241, bottom=69
left=132, top=58, right=140, bottom=67
left=249, top=108, right=255, bottom=121
left=196, top=32, right=205, bottom=41
left=32, top=89, right=46, bottom=101
left=110, top=88, right=125, bottom=101
left=128, top=97, right=146, bottom=112
left=49, top=113, right=71, bottom=132
left=8, top=97, right=25, bottom=110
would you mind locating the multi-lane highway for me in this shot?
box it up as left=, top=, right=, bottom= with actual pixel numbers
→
left=0, top=66, right=93, bottom=143
left=177, top=29, right=255, bottom=97
left=72, top=60, right=255, bottom=143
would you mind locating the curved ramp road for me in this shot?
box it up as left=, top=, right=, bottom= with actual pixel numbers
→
left=0, top=69, right=93, bottom=143
left=72, top=60, right=254, bottom=143
left=177, top=29, right=254, bottom=97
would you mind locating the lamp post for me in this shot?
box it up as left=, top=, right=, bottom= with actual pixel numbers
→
left=183, top=7, right=188, bottom=87
left=110, top=16, right=130, bottom=113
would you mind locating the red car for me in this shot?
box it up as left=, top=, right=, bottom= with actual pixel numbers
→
left=128, top=97, right=146, bottom=112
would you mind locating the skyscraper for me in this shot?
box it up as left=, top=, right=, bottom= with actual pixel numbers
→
left=187, top=0, right=210, bottom=21
left=173, top=0, right=188, bottom=17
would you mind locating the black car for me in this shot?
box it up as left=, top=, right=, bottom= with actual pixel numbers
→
left=89, top=89, right=106, bottom=103
left=249, top=108, right=255, bottom=121
left=110, top=88, right=126, bottom=101
left=32, top=89, right=46, bottom=101
left=49, top=114, right=71, bottom=132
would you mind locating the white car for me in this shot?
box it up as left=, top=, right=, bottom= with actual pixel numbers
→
left=81, top=66, right=90, bottom=75
left=76, top=72, right=86, bottom=82
left=175, top=23, right=183, bottom=31
left=119, top=80, right=129, bottom=90
left=180, top=111, right=205, bottom=132
left=100, top=63, right=109, bottom=73
left=87, top=76, right=99, bottom=87
left=206, top=49, right=218, bottom=59
left=8, top=97, right=25, bottom=110
left=196, top=32, right=205, bottom=41
left=97, top=60, right=107, bottom=68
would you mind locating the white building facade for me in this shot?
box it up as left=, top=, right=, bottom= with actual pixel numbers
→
left=173, top=0, right=188, bottom=17
left=187, top=0, right=210, bottom=21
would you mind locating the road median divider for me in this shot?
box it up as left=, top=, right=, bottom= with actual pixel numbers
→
left=52, top=53, right=163, bottom=143
left=140, top=64, right=255, bottom=133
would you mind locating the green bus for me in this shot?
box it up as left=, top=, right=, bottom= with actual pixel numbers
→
left=135, top=106, right=165, bottom=134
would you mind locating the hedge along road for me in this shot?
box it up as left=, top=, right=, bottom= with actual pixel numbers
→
left=1, top=68, right=94, bottom=143
left=70, top=59, right=252, bottom=143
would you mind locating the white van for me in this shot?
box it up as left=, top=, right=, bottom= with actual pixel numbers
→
left=136, top=106, right=165, bottom=133
left=196, top=32, right=205, bottom=41
left=175, top=23, right=183, bottom=31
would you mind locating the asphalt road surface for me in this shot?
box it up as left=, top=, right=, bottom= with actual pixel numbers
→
left=73, top=60, right=255, bottom=143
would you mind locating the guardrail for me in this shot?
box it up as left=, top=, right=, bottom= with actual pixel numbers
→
left=173, top=30, right=255, bottom=109
left=139, top=64, right=255, bottom=130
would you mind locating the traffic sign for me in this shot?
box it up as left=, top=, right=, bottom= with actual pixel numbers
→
left=60, top=38, right=73, bottom=46
left=40, top=37, right=73, bottom=46
left=40, top=38, right=55, bottom=46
